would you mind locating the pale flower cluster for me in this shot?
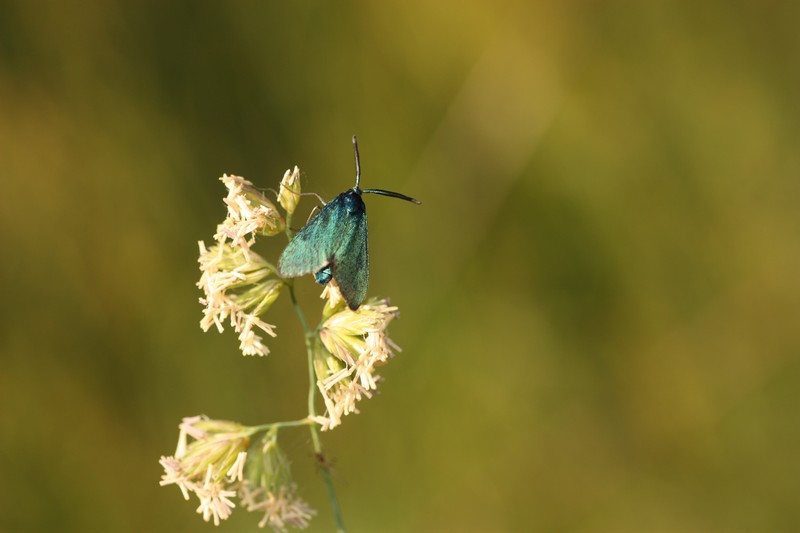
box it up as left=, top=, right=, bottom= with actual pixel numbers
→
left=312, top=284, right=401, bottom=430
left=215, top=174, right=284, bottom=252
left=159, top=416, right=249, bottom=526
left=240, top=482, right=316, bottom=531
left=197, top=173, right=294, bottom=356
left=160, top=417, right=315, bottom=530
left=197, top=241, right=281, bottom=355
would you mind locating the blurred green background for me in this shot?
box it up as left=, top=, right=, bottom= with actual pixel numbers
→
left=2, top=2, right=800, bottom=532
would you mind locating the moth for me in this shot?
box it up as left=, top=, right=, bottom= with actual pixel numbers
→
left=278, top=136, right=420, bottom=310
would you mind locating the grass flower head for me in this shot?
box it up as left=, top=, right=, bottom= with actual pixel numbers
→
left=312, top=284, right=400, bottom=430
left=240, top=431, right=316, bottom=531
left=159, top=416, right=251, bottom=525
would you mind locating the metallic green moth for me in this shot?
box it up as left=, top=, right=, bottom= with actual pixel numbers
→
left=278, top=137, right=420, bottom=310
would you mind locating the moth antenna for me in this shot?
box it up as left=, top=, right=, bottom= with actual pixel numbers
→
left=353, top=135, right=361, bottom=189
left=362, top=188, right=422, bottom=205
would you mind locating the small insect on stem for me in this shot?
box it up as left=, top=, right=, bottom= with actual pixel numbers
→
left=277, top=136, right=421, bottom=310
left=314, top=451, right=336, bottom=471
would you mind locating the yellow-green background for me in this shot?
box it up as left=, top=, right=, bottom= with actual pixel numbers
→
left=2, top=2, right=799, bottom=532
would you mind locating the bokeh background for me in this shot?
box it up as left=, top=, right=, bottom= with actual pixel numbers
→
left=2, top=2, right=799, bottom=532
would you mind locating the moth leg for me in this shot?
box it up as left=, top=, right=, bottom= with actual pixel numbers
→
left=305, top=205, right=322, bottom=224
left=307, top=192, right=326, bottom=207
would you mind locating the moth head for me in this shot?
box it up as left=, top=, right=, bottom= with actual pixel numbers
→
left=342, top=190, right=364, bottom=214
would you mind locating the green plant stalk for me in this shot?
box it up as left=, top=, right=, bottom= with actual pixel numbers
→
left=287, top=279, right=346, bottom=533
left=247, top=419, right=312, bottom=434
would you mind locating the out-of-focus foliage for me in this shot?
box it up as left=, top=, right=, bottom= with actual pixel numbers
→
left=1, top=1, right=799, bottom=532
